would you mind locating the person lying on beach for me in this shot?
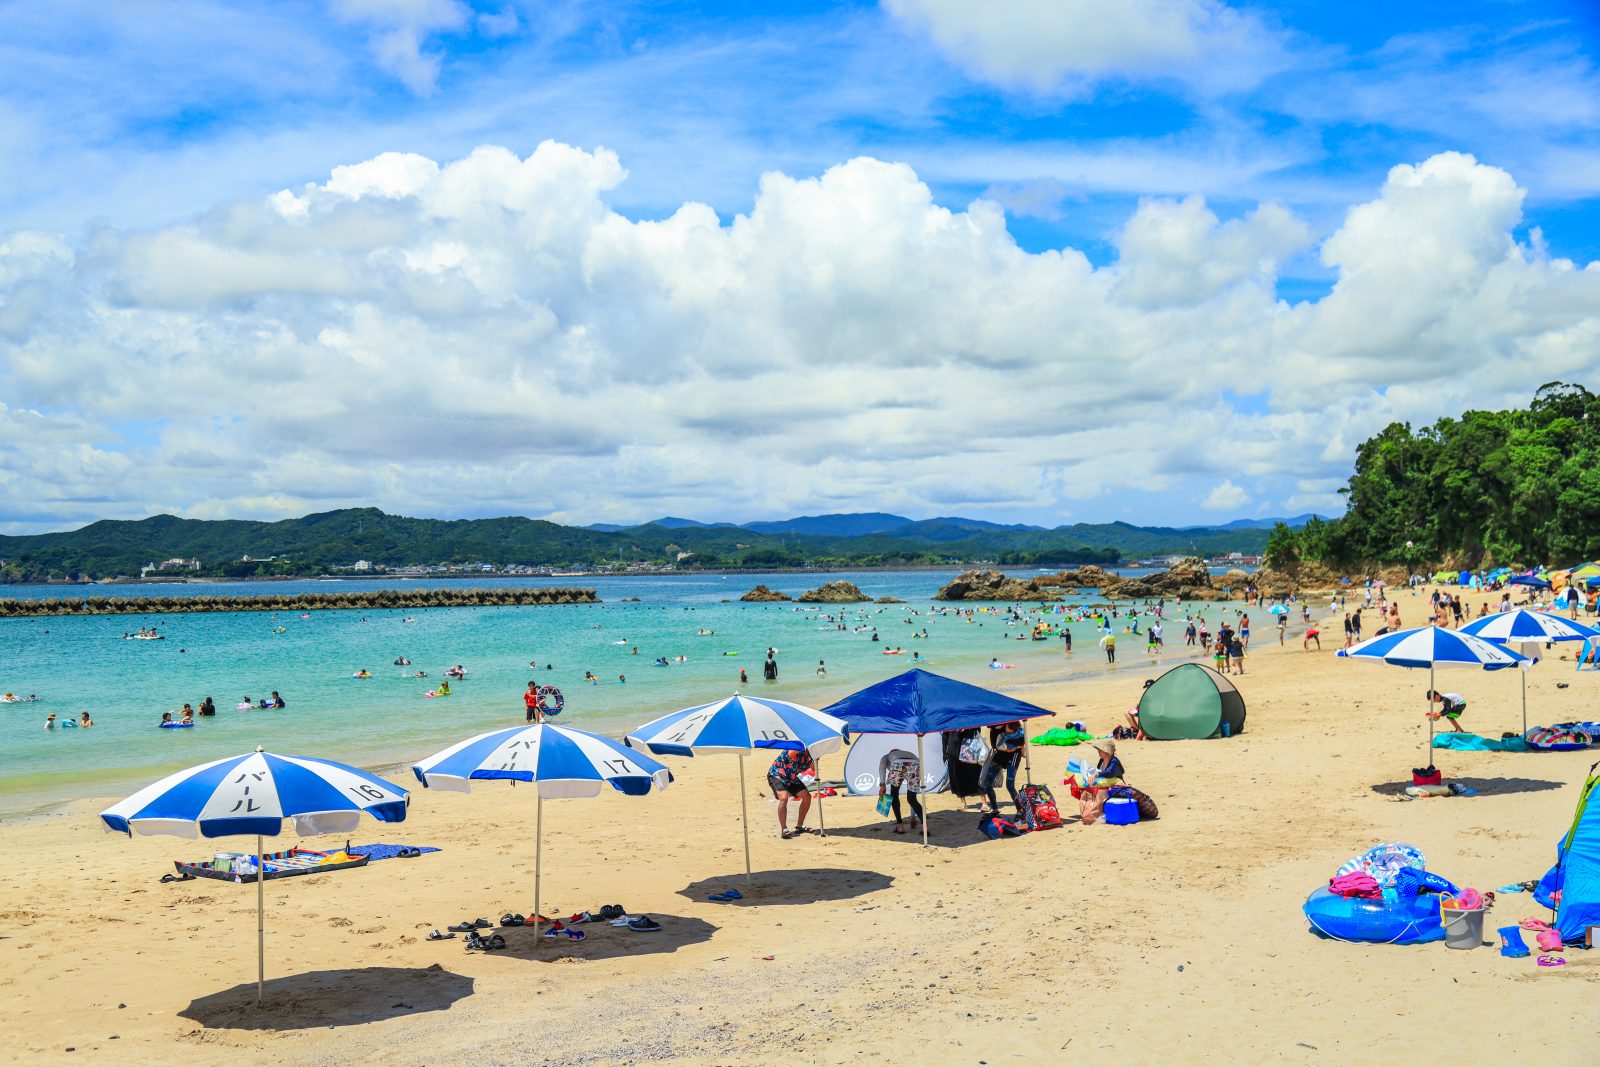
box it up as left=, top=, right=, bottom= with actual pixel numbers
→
left=768, top=749, right=816, bottom=839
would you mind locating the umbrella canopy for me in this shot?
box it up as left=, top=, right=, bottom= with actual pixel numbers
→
left=1337, top=627, right=1528, bottom=757
left=626, top=694, right=848, bottom=757
left=1509, top=574, right=1552, bottom=589
left=100, top=748, right=409, bottom=1005
left=628, top=695, right=848, bottom=880
left=822, top=668, right=1054, bottom=735
left=102, top=750, right=409, bottom=839
left=1459, top=610, right=1599, bottom=733
left=1268, top=604, right=1290, bottom=615
left=1336, top=626, right=1528, bottom=671
left=1459, top=609, right=1600, bottom=645
left=412, top=723, right=671, bottom=797
left=413, top=724, right=670, bottom=943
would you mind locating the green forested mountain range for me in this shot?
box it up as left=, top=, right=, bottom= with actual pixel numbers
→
left=0, top=509, right=1278, bottom=581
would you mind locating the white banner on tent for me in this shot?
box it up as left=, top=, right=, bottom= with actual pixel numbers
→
left=842, top=733, right=949, bottom=796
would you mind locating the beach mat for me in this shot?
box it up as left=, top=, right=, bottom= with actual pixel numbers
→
left=347, top=843, right=441, bottom=861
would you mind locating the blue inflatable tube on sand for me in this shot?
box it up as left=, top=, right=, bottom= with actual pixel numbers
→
left=1303, top=887, right=1445, bottom=944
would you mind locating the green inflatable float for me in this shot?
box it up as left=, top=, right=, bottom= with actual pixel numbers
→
left=1137, top=663, right=1246, bottom=740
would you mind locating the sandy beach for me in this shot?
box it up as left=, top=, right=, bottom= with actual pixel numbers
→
left=3, top=592, right=1597, bottom=1066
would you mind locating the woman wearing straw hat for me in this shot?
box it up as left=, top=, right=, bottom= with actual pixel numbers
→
left=1079, top=738, right=1126, bottom=825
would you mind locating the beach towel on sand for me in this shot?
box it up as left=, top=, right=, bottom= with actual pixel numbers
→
left=1432, top=733, right=1530, bottom=752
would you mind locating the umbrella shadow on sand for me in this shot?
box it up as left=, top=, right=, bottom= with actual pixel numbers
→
left=491, top=913, right=717, bottom=960
left=1370, top=776, right=1566, bottom=797
left=818, top=806, right=991, bottom=850
left=180, top=965, right=473, bottom=1031
left=679, top=867, right=892, bottom=906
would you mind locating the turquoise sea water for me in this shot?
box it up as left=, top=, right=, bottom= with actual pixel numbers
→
left=0, top=569, right=1207, bottom=815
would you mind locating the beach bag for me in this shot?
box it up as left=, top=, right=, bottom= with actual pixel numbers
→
left=1110, top=784, right=1160, bottom=821
left=875, top=794, right=893, bottom=817
left=978, top=815, right=1025, bottom=840
left=1016, top=784, right=1063, bottom=830
left=959, top=736, right=990, bottom=764
left=1412, top=766, right=1442, bottom=787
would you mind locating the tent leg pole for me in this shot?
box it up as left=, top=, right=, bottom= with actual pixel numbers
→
left=738, top=755, right=752, bottom=885
left=534, top=792, right=543, bottom=937
left=256, top=834, right=265, bottom=1007
left=918, top=733, right=931, bottom=847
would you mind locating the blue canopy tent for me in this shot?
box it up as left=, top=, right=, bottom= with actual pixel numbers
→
left=822, top=669, right=1053, bottom=845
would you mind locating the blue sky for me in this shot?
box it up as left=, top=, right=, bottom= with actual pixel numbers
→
left=2, top=1, right=1599, bottom=531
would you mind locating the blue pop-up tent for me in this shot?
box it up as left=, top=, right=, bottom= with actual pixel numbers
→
left=823, top=668, right=1054, bottom=734
left=1535, top=762, right=1600, bottom=944
left=822, top=669, right=1053, bottom=845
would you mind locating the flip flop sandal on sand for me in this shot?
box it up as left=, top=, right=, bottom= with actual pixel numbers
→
left=780, top=829, right=795, bottom=839
left=567, top=911, right=594, bottom=924
left=566, top=929, right=586, bottom=942
left=542, top=923, right=567, bottom=938
left=598, top=905, right=625, bottom=920
left=627, top=916, right=663, bottom=932
left=1537, top=955, right=1566, bottom=967
left=427, top=930, right=456, bottom=941
left=447, top=921, right=476, bottom=933
left=609, top=916, right=639, bottom=927
left=500, top=914, right=525, bottom=927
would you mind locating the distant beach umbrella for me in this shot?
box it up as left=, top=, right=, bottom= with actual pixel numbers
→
left=101, top=748, right=410, bottom=1005
left=1337, top=626, right=1528, bottom=756
left=413, top=724, right=670, bottom=938
left=1460, top=610, right=1600, bottom=733
left=1268, top=604, right=1289, bottom=615
left=627, top=695, right=848, bottom=882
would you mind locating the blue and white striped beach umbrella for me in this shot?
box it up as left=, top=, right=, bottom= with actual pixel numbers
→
left=412, top=723, right=672, bottom=797
left=1459, top=609, right=1599, bottom=732
left=413, top=724, right=671, bottom=934
left=99, top=748, right=410, bottom=1005
left=1458, top=608, right=1599, bottom=645
left=101, top=749, right=410, bottom=838
left=626, top=695, right=849, bottom=757
left=1337, top=626, right=1528, bottom=755
left=627, top=696, right=848, bottom=881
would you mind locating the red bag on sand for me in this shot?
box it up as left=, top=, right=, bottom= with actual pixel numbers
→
left=1016, top=784, right=1062, bottom=830
left=1413, top=766, right=1442, bottom=787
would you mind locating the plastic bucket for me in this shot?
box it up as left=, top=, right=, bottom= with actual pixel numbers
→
left=1105, top=797, right=1140, bottom=826
left=1441, top=905, right=1485, bottom=950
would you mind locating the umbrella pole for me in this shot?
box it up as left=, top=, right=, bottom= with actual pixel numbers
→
left=1522, top=667, right=1528, bottom=737
left=256, top=833, right=265, bottom=1006
left=1428, top=663, right=1435, bottom=760
left=738, top=754, right=752, bottom=885
left=534, top=792, right=543, bottom=936
left=810, top=748, right=827, bottom=838
left=917, top=733, right=928, bottom=849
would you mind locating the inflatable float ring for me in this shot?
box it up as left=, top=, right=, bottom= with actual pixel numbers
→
left=537, top=686, right=564, bottom=716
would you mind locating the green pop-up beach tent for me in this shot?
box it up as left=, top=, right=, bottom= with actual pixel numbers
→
left=1137, top=663, right=1246, bottom=740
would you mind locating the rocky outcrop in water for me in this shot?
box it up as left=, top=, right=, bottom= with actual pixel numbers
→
left=0, top=588, right=599, bottom=617
left=875, top=596, right=904, bottom=603
left=933, top=569, right=1062, bottom=602
left=739, top=585, right=793, bottom=602
left=797, top=581, right=871, bottom=603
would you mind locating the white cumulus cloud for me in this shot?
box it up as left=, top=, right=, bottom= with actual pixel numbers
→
left=1, top=144, right=1598, bottom=533
left=883, top=0, right=1285, bottom=94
